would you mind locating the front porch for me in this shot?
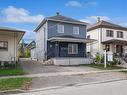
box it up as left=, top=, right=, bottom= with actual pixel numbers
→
left=47, top=36, right=95, bottom=59
left=102, top=39, right=127, bottom=56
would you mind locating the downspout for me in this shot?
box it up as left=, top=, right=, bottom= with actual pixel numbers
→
left=100, top=27, right=102, bottom=53
left=43, top=27, right=46, bottom=60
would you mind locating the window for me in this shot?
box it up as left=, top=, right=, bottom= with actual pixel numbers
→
left=0, top=41, right=8, bottom=50
left=73, top=26, right=79, bottom=35
left=68, top=44, right=78, bottom=54
left=57, top=24, right=64, bottom=33
left=117, top=31, right=123, bottom=38
left=106, top=30, right=114, bottom=37
left=105, top=44, right=110, bottom=51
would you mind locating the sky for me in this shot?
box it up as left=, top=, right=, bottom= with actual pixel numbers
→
left=0, top=0, right=127, bottom=43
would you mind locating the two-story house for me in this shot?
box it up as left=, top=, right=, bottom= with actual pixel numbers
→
left=87, top=20, right=127, bottom=57
left=34, top=12, right=94, bottom=65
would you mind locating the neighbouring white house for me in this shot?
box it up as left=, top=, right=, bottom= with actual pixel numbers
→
left=0, top=27, right=25, bottom=63
left=87, top=20, right=127, bottom=57
left=26, top=41, right=36, bottom=60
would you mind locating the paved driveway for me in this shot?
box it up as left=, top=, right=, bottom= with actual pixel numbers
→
left=19, top=58, right=127, bottom=90
left=20, top=58, right=99, bottom=74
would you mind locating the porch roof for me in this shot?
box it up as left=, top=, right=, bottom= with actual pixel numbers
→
left=48, top=36, right=96, bottom=43
left=102, top=39, right=127, bottom=45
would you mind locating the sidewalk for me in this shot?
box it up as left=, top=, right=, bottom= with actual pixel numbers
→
left=0, top=69, right=127, bottom=79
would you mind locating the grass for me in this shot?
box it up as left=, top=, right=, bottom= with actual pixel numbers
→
left=81, top=64, right=126, bottom=70
left=0, top=64, right=26, bottom=76
left=0, top=78, right=32, bottom=91
left=0, top=68, right=25, bottom=76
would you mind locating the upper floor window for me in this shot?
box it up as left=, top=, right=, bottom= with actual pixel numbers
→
left=57, top=24, right=64, bottom=33
left=0, top=41, right=8, bottom=50
left=117, top=31, right=123, bottom=38
left=68, top=44, right=78, bottom=54
left=106, top=30, right=114, bottom=37
left=73, top=26, right=79, bottom=35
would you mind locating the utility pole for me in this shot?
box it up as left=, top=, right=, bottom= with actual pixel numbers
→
left=104, top=49, right=107, bottom=68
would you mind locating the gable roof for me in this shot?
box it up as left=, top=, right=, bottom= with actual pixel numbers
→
left=46, top=15, right=88, bottom=25
left=34, top=13, right=88, bottom=32
left=87, top=20, right=127, bottom=31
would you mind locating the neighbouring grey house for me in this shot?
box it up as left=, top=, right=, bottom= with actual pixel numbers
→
left=34, top=12, right=94, bottom=65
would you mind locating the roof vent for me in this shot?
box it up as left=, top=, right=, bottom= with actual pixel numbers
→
left=56, top=12, right=60, bottom=16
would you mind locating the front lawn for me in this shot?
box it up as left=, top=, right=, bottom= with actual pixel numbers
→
left=0, top=68, right=25, bottom=76
left=81, top=64, right=126, bottom=70
left=0, top=63, right=26, bottom=76
left=0, top=78, right=32, bottom=91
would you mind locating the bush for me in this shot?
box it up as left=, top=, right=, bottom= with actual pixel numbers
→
left=95, top=54, right=102, bottom=64
left=108, top=59, right=121, bottom=66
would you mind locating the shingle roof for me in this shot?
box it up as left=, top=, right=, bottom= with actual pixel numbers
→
left=87, top=20, right=127, bottom=31
left=0, top=26, right=25, bottom=33
left=55, top=35, right=85, bottom=39
left=46, top=15, right=88, bottom=25
left=34, top=13, right=88, bottom=32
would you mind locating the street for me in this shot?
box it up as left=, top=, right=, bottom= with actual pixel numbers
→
left=11, top=79, right=127, bottom=95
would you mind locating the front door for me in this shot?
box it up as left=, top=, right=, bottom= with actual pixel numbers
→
left=116, top=45, right=123, bottom=56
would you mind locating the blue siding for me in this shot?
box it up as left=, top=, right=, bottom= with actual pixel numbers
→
left=47, top=21, right=86, bottom=39
left=47, top=41, right=86, bottom=59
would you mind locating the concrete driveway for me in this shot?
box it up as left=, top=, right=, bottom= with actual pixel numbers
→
left=20, top=58, right=99, bottom=74
left=19, top=58, right=127, bottom=90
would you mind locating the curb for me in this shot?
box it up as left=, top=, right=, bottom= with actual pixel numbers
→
left=2, top=78, right=127, bottom=94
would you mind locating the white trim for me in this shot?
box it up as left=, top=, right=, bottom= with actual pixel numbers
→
left=68, top=44, right=78, bottom=54
left=57, top=24, right=64, bottom=33
left=48, top=37, right=96, bottom=43
left=73, top=26, right=79, bottom=35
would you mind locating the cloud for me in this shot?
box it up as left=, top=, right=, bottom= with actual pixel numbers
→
left=80, top=16, right=110, bottom=24
left=20, top=29, right=36, bottom=43
left=66, top=1, right=82, bottom=7
left=65, top=1, right=98, bottom=8
left=1, top=6, right=44, bottom=24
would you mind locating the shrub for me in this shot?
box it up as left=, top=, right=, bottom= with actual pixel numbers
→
left=95, top=54, right=102, bottom=64
left=108, top=59, right=121, bottom=66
